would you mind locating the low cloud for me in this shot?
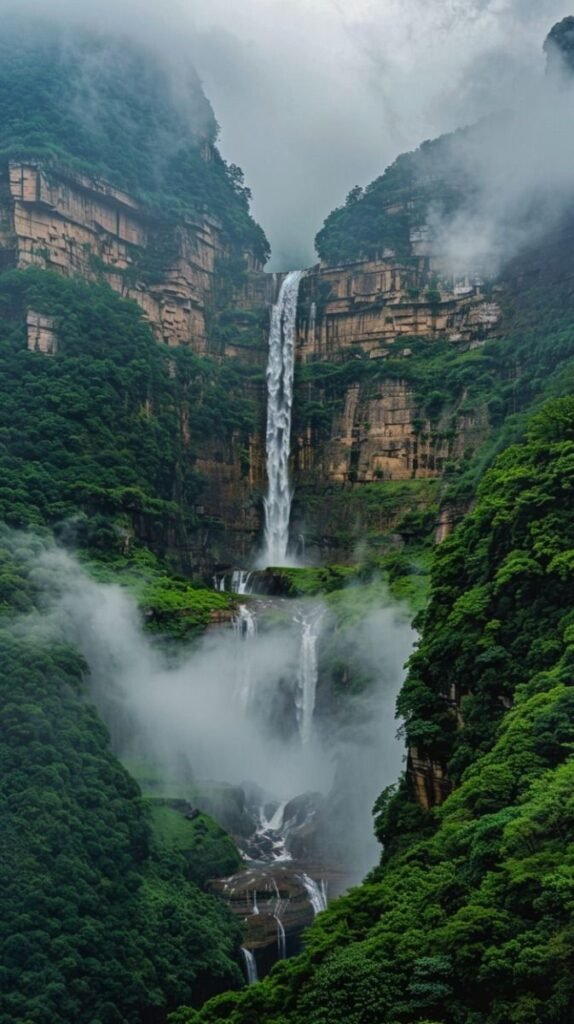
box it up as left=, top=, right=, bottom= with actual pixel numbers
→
left=7, top=537, right=414, bottom=876
left=2, top=1, right=573, bottom=270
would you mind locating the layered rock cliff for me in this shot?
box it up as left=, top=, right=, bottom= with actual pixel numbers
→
left=286, top=257, right=500, bottom=557
left=4, top=160, right=269, bottom=355
left=2, top=157, right=506, bottom=568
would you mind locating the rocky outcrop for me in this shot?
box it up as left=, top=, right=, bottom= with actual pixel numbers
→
left=407, top=745, right=454, bottom=810
left=5, top=160, right=503, bottom=570
left=297, top=258, right=501, bottom=362
left=26, top=310, right=57, bottom=354
left=212, top=865, right=314, bottom=965
left=4, top=160, right=268, bottom=354
left=295, top=378, right=489, bottom=486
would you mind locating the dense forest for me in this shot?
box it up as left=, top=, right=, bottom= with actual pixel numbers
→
left=0, top=269, right=259, bottom=539
left=315, top=132, right=464, bottom=266
left=180, top=394, right=574, bottom=1024
left=0, top=16, right=269, bottom=263
left=0, top=529, right=245, bottom=1024
left=2, top=10, right=574, bottom=1024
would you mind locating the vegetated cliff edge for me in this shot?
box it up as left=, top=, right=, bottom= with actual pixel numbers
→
left=175, top=17, right=574, bottom=1024
left=0, top=18, right=277, bottom=572
left=0, top=20, right=521, bottom=575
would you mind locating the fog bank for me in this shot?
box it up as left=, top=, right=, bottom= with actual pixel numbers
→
left=2, top=0, right=572, bottom=267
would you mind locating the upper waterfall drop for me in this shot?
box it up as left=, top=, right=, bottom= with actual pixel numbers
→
left=262, top=270, right=305, bottom=567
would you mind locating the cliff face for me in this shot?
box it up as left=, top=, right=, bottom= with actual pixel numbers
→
left=4, top=160, right=269, bottom=355
left=297, top=258, right=500, bottom=361
left=2, top=160, right=504, bottom=568
left=288, top=257, right=500, bottom=556
left=0, top=160, right=272, bottom=570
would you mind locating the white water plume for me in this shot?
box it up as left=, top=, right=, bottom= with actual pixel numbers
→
left=261, top=270, right=304, bottom=568
left=274, top=915, right=286, bottom=959
left=234, top=604, right=257, bottom=710
left=232, top=570, right=253, bottom=594
left=240, top=947, right=258, bottom=984
left=13, top=537, right=414, bottom=879
left=300, top=873, right=328, bottom=916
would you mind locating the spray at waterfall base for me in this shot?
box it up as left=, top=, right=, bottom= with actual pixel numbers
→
left=21, top=541, right=413, bottom=979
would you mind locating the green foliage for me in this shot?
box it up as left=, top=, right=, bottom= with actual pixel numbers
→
left=86, top=546, right=234, bottom=638
left=187, top=396, right=574, bottom=1024
left=0, top=534, right=242, bottom=1024
left=314, top=134, right=464, bottom=264
left=0, top=18, right=269, bottom=262
left=148, top=803, right=242, bottom=888
left=400, top=396, right=574, bottom=777
left=0, top=268, right=259, bottom=564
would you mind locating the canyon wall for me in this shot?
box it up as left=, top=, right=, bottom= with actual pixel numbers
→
left=3, top=160, right=272, bottom=355
left=297, top=258, right=500, bottom=362
left=288, top=259, right=500, bottom=556
left=0, top=159, right=504, bottom=567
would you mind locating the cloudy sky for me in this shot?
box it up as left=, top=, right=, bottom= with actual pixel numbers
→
left=183, top=0, right=573, bottom=267
left=9, top=0, right=574, bottom=266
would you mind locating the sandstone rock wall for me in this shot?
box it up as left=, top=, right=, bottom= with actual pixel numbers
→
left=3, top=162, right=502, bottom=569
left=4, top=160, right=267, bottom=354
left=294, top=378, right=489, bottom=486
left=297, top=258, right=501, bottom=362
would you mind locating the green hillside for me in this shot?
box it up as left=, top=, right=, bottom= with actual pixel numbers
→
left=182, top=395, right=574, bottom=1024
left=0, top=16, right=269, bottom=262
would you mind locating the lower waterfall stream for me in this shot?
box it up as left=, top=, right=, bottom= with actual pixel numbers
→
left=38, top=545, right=415, bottom=983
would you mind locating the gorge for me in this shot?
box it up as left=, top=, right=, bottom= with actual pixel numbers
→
left=3, top=10, right=574, bottom=1024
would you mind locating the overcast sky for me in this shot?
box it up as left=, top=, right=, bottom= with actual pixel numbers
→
left=183, top=1, right=573, bottom=267
left=8, top=0, right=574, bottom=267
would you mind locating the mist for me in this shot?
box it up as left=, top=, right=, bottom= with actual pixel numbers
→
left=2, top=0, right=573, bottom=269
left=427, top=57, right=574, bottom=277
left=15, top=540, right=414, bottom=877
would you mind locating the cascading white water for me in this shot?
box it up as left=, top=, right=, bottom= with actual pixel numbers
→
left=262, top=270, right=305, bottom=567
left=300, top=873, right=328, bottom=916
left=232, top=570, right=253, bottom=595
left=252, top=890, right=260, bottom=915
left=295, top=607, right=324, bottom=745
left=274, top=914, right=286, bottom=959
left=254, top=801, right=291, bottom=862
left=240, top=947, right=259, bottom=984
left=234, top=605, right=257, bottom=709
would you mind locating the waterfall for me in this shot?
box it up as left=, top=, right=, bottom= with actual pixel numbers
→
left=234, top=605, right=257, bottom=709
left=240, top=947, right=258, bottom=984
left=274, top=914, right=286, bottom=959
left=295, top=607, right=324, bottom=745
left=232, top=570, right=253, bottom=595
left=262, top=270, right=305, bottom=567
left=234, top=605, right=257, bottom=640
left=268, top=800, right=286, bottom=831
left=254, top=801, right=291, bottom=862
left=300, top=873, right=328, bottom=916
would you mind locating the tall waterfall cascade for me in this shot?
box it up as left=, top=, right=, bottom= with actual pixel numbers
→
left=262, top=270, right=305, bottom=567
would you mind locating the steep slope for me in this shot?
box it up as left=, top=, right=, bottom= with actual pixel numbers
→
left=0, top=17, right=268, bottom=263
left=0, top=18, right=273, bottom=571
left=0, top=26, right=270, bottom=1022
left=181, top=395, right=574, bottom=1024
left=0, top=268, right=264, bottom=572
left=0, top=532, right=243, bottom=1024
